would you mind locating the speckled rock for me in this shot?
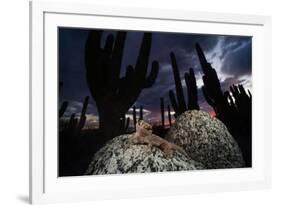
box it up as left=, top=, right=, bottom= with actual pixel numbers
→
left=85, top=134, right=204, bottom=175
left=165, top=110, right=245, bottom=169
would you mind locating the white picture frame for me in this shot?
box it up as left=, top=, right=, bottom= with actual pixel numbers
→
left=30, top=1, right=272, bottom=204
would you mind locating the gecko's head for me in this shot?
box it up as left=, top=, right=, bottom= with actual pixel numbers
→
left=136, top=120, right=152, bottom=136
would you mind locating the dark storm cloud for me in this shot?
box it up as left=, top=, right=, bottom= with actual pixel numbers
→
left=219, top=36, right=251, bottom=58
left=59, top=28, right=252, bottom=124
left=221, top=39, right=252, bottom=77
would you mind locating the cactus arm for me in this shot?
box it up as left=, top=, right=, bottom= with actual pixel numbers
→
left=111, top=32, right=127, bottom=88
left=225, top=91, right=236, bottom=109
left=230, top=85, right=240, bottom=99
left=167, top=105, right=172, bottom=127
left=185, top=68, right=199, bottom=110
left=85, top=31, right=102, bottom=57
left=238, top=84, right=247, bottom=96
left=104, top=34, right=114, bottom=55
left=125, top=65, right=134, bottom=80
left=59, top=101, right=68, bottom=118
left=77, top=96, right=89, bottom=133
left=248, top=90, right=252, bottom=98
left=134, top=33, right=152, bottom=82
left=160, top=97, right=165, bottom=128
left=139, top=106, right=143, bottom=120
left=58, top=82, right=68, bottom=118
left=233, top=85, right=240, bottom=95
left=119, top=116, right=125, bottom=133
left=119, top=65, right=135, bottom=97
left=195, top=43, right=212, bottom=74
left=229, top=85, right=235, bottom=96
left=190, top=68, right=200, bottom=109
left=143, top=61, right=159, bottom=88
left=85, top=31, right=104, bottom=98
left=68, top=113, right=77, bottom=131
left=81, top=96, right=89, bottom=116
left=133, top=105, right=137, bottom=130
left=85, top=31, right=102, bottom=68
left=77, top=116, right=86, bottom=133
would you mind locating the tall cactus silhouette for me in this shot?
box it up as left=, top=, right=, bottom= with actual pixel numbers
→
left=169, top=52, right=187, bottom=116
left=195, top=43, right=225, bottom=115
left=133, top=105, right=137, bottom=129
left=139, top=106, right=143, bottom=121
left=85, top=30, right=159, bottom=140
left=195, top=42, right=252, bottom=167
left=67, top=113, right=77, bottom=132
left=167, top=105, right=172, bottom=127
left=64, top=96, right=90, bottom=136
left=185, top=68, right=199, bottom=110
left=59, top=82, right=68, bottom=118
left=169, top=52, right=199, bottom=117
left=77, top=96, right=89, bottom=134
left=160, top=97, right=165, bottom=128
left=59, top=102, right=68, bottom=118
left=195, top=42, right=243, bottom=124
left=120, top=115, right=130, bottom=134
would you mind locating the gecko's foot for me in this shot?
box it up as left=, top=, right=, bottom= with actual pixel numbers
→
left=127, top=135, right=147, bottom=149
left=127, top=136, right=137, bottom=148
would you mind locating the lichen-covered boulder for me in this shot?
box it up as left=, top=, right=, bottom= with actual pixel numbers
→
left=85, top=134, right=204, bottom=175
left=165, top=110, right=245, bottom=169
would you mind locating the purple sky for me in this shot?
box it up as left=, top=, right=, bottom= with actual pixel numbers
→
left=59, top=28, right=252, bottom=128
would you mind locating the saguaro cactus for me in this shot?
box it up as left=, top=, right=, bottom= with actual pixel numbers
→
left=85, top=30, right=159, bottom=141
left=67, top=113, right=77, bottom=132
left=169, top=52, right=199, bottom=117
left=160, top=97, right=165, bottom=128
left=59, top=102, right=68, bottom=118
left=133, top=105, right=137, bottom=129
left=64, top=96, right=90, bottom=136
left=185, top=68, right=199, bottom=110
left=120, top=115, right=130, bottom=134
left=77, top=96, right=89, bottom=133
left=195, top=43, right=224, bottom=115
left=59, top=82, right=68, bottom=118
left=169, top=52, right=187, bottom=115
left=167, top=105, right=172, bottom=127
left=139, top=106, right=143, bottom=121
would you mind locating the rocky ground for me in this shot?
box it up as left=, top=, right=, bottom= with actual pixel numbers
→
left=85, top=134, right=204, bottom=175
left=86, top=110, right=245, bottom=175
left=166, top=110, right=245, bottom=169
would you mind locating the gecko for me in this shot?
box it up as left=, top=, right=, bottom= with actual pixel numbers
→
left=129, top=120, right=188, bottom=158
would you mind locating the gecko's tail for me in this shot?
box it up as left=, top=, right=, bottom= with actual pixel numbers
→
left=173, top=144, right=188, bottom=157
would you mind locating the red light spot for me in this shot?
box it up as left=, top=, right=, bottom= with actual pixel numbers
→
left=209, top=111, right=216, bottom=118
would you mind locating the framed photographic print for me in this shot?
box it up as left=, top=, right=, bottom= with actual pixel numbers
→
left=30, top=1, right=272, bottom=204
